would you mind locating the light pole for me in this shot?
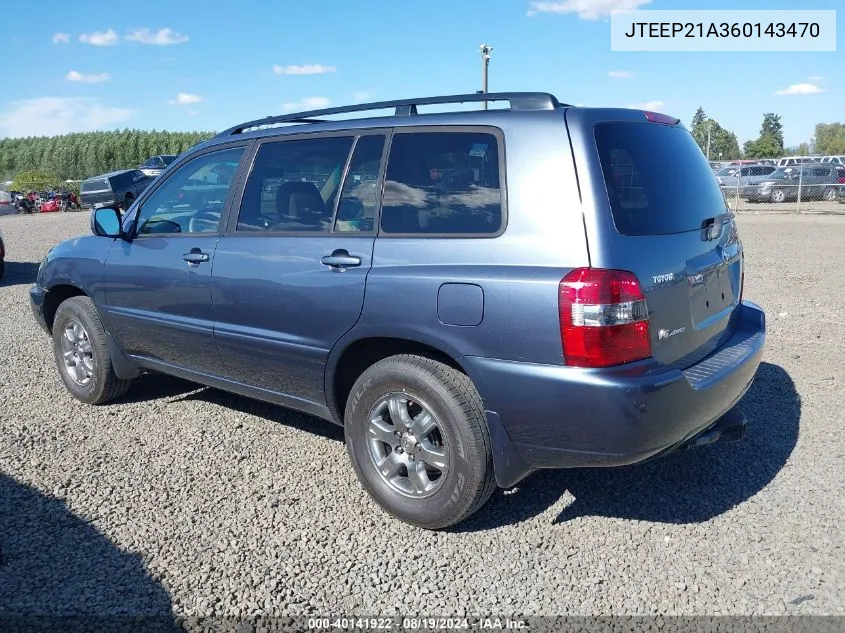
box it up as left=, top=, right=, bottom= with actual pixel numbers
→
left=480, top=44, right=492, bottom=110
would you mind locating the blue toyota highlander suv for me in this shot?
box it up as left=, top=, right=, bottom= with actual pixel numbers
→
left=30, top=93, right=766, bottom=529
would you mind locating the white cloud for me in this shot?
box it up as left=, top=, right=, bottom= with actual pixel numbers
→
left=52, top=32, right=70, bottom=44
left=168, top=93, right=203, bottom=105
left=280, top=97, right=331, bottom=112
left=527, top=0, right=652, bottom=19
left=66, top=70, right=111, bottom=84
left=628, top=100, right=665, bottom=110
left=0, top=97, right=133, bottom=138
left=807, top=75, right=824, bottom=82
left=352, top=91, right=371, bottom=103
left=775, top=83, right=826, bottom=96
left=126, top=28, right=189, bottom=46
left=609, top=70, right=636, bottom=79
left=79, top=29, right=119, bottom=46
left=273, top=64, right=337, bottom=75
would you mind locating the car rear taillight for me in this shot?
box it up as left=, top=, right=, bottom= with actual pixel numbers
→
left=558, top=268, right=652, bottom=368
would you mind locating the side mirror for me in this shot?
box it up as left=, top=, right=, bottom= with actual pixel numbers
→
left=91, top=206, right=124, bottom=238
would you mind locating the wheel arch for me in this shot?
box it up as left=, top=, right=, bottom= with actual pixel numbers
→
left=326, top=333, right=468, bottom=426
left=43, top=284, right=87, bottom=333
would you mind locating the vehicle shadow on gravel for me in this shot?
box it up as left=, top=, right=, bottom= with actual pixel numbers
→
left=0, top=262, right=40, bottom=286
left=124, top=372, right=345, bottom=442
left=453, top=361, right=800, bottom=531
left=0, top=473, right=179, bottom=631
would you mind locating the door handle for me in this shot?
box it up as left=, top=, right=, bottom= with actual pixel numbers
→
left=182, top=248, right=210, bottom=264
left=321, top=250, right=361, bottom=270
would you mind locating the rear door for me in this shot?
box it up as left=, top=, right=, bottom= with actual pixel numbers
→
left=211, top=131, right=386, bottom=405
left=567, top=109, right=744, bottom=369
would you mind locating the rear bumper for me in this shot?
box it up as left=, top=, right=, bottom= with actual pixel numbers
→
left=461, top=301, right=765, bottom=486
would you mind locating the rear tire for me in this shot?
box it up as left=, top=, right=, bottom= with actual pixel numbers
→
left=822, top=187, right=837, bottom=201
left=344, top=354, right=495, bottom=530
left=52, top=296, right=132, bottom=405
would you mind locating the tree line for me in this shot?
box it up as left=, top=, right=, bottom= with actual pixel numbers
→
left=690, top=107, right=844, bottom=160
left=0, top=129, right=216, bottom=185
left=2, top=116, right=843, bottom=189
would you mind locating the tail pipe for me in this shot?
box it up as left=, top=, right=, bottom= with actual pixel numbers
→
left=686, top=405, right=747, bottom=450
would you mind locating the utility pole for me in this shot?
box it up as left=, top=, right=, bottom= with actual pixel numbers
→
left=480, top=44, right=492, bottom=110
left=706, top=121, right=712, bottom=161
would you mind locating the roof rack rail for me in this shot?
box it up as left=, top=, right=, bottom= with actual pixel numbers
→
left=216, top=92, right=565, bottom=138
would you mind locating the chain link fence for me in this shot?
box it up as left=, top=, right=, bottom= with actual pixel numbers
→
left=715, top=160, right=845, bottom=214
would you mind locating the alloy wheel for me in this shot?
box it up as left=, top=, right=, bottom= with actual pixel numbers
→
left=366, top=393, right=448, bottom=498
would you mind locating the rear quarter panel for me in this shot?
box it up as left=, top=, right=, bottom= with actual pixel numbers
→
left=352, top=111, right=589, bottom=365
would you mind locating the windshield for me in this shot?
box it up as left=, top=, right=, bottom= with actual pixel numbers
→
left=715, top=167, right=738, bottom=177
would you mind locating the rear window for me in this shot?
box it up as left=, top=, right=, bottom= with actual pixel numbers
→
left=81, top=178, right=110, bottom=193
left=594, top=122, right=727, bottom=236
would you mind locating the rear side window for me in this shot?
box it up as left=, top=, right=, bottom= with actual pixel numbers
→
left=594, top=122, right=726, bottom=236
left=380, top=131, right=503, bottom=235
left=81, top=178, right=110, bottom=193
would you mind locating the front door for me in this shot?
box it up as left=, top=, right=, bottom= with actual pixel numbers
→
left=101, top=144, right=248, bottom=374
left=212, top=132, right=387, bottom=405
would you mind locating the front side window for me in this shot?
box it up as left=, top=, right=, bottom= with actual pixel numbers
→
left=237, top=136, right=354, bottom=232
left=380, top=131, right=503, bottom=235
left=135, top=146, right=245, bottom=236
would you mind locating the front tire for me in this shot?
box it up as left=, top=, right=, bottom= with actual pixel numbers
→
left=822, top=187, right=837, bottom=201
left=52, top=296, right=132, bottom=404
left=344, top=354, right=495, bottom=530
left=770, top=188, right=786, bottom=203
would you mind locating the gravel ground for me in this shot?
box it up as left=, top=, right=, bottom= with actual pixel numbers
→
left=0, top=211, right=843, bottom=619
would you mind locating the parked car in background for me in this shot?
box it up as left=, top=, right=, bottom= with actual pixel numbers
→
left=0, top=226, right=5, bottom=279
left=138, top=154, right=178, bottom=178
left=776, top=156, right=817, bottom=168
left=716, top=163, right=777, bottom=189
left=80, top=169, right=153, bottom=210
left=743, top=163, right=845, bottom=202
left=30, top=92, right=766, bottom=529
left=820, top=156, right=845, bottom=165
left=0, top=191, right=14, bottom=215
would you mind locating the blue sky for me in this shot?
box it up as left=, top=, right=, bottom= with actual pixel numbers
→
left=1, top=0, right=840, bottom=147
